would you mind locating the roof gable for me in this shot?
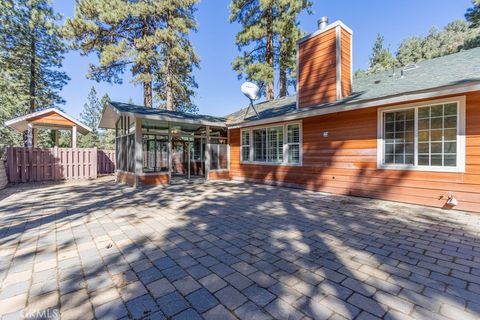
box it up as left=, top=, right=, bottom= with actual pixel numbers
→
left=4, top=108, right=91, bottom=135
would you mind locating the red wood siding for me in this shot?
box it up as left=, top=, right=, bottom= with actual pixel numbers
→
left=298, top=25, right=353, bottom=108
left=208, top=171, right=230, bottom=180
left=30, top=111, right=76, bottom=127
left=298, top=28, right=338, bottom=108
left=139, top=173, right=169, bottom=185
left=229, top=92, right=480, bottom=212
left=340, top=28, right=352, bottom=98
left=116, top=172, right=170, bottom=186
left=117, top=171, right=135, bottom=186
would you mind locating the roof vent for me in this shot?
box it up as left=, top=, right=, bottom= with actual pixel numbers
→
left=403, top=64, right=418, bottom=71
left=318, top=16, right=329, bottom=30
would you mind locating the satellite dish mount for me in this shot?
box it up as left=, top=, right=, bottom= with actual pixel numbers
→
left=241, top=82, right=261, bottom=120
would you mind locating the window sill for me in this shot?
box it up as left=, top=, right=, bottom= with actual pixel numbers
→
left=377, top=164, right=465, bottom=173
left=240, top=161, right=302, bottom=167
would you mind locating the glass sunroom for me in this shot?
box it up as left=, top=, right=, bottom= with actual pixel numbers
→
left=99, top=102, right=229, bottom=186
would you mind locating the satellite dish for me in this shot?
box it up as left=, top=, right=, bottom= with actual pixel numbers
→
left=241, top=82, right=260, bottom=119
left=241, top=82, right=260, bottom=101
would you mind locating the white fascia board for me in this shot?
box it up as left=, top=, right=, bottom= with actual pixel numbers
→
left=4, top=108, right=92, bottom=134
left=297, top=20, right=353, bottom=45
left=102, top=102, right=227, bottom=128
left=227, top=82, right=480, bottom=129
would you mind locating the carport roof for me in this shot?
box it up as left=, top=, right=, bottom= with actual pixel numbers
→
left=4, top=108, right=91, bottom=135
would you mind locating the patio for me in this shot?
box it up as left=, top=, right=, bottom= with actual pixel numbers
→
left=0, top=178, right=479, bottom=320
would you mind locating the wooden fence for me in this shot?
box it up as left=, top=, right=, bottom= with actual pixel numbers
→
left=6, top=147, right=116, bottom=183
left=97, top=149, right=116, bottom=174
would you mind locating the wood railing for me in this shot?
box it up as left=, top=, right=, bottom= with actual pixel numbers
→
left=6, top=147, right=115, bottom=183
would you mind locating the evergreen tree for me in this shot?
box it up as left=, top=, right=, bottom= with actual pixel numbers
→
left=230, top=0, right=311, bottom=100
left=230, top=0, right=277, bottom=100
left=65, top=0, right=199, bottom=112
left=99, top=93, right=115, bottom=149
left=276, top=0, right=312, bottom=97
left=368, top=33, right=396, bottom=73
left=78, top=86, right=102, bottom=147
left=154, top=0, right=200, bottom=112
left=396, top=36, right=424, bottom=66
left=396, top=20, right=480, bottom=65
left=0, top=0, right=68, bottom=147
left=466, top=0, right=480, bottom=27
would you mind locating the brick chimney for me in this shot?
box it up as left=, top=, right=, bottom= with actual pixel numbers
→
left=297, top=17, right=352, bottom=109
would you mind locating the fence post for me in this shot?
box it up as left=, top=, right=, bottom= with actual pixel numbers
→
left=53, top=146, right=58, bottom=181
left=7, top=147, right=14, bottom=183
left=93, top=147, right=98, bottom=179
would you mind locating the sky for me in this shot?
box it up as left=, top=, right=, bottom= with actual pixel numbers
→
left=53, top=0, right=473, bottom=119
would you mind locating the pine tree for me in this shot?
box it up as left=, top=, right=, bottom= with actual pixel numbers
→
left=78, top=86, right=102, bottom=147
left=368, top=33, right=396, bottom=73
left=466, top=0, right=480, bottom=28
left=396, top=36, right=424, bottom=66
left=154, top=0, right=200, bottom=112
left=230, top=0, right=276, bottom=100
left=99, top=93, right=115, bottom=149
left=396, top=20, right=480, bottom=65
left=276, top=0, right=312, bottom=97
left=65, top=0, right=199, bottom=112
left=230, top=0, right=311, bottom=100
left=0, top=0, right=68, bottom=147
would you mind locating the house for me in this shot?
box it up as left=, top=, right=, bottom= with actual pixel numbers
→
left=99, top=18, right=480, bottom=212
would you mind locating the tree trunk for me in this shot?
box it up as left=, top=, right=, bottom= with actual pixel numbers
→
left=142, top=19, right=153, bottom=108
left=143, top=78, right=152, bottom=108
left=265, top=7, right=274, bottom=101
left=279, top=55, right=287, bottom=97
left=29, top=34, right=36, bottom=113
left=165, top=45, right=174, bottom=111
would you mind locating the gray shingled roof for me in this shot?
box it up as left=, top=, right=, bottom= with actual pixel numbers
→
left=226, top=47, right=480, bottom=125
left=108, top=101, right=226, bottom=124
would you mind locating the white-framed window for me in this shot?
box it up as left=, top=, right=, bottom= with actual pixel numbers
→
left=241, top=122, right=302, bottom=165
left=241, top=130, right=250, bottom=162
left=377, top=97, right=465, bottom=172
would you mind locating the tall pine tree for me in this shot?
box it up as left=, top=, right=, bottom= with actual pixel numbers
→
left=368, top=33, right=396, bottom=73
left=65, top=0, right=199, bottom=111
left=230, top=0, right=276, bottom=100
left=466, top=0, right=480, bottom=27
left=276, top=0, right=312, bottom=97
left=230, top=0, right=311, bottom=100
left=0, top=0, right=68, bottom=147
left=154, top=0, right=199, bottom=111
left=78, top=87, right=114, bottom=148
left=78, top=86, right=102, bottom=147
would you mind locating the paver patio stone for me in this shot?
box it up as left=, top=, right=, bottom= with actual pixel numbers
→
left=234, top=301, right=272, bottom=320
left=186, top=288, right=219, bottom=313
left=199, top=273, right=228, bottom=293
left=157, top=291, right=189, bottom=317
left=125, top=293, right=159, bottom=319
left=173, top=308, right=203, bottom=320
left=203, top=304, right=237, bottom=319
left=93, top=298, right=129, bottom=320
left=173, top=276, right=201, bottom=295
left=1, top=178, right=480, bottom=320
left=215, top=285, right=247, bottom=310
left=147, top=278, right=176, bottom=299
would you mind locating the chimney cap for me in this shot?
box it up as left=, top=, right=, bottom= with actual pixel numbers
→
left=318, top=16, right=329, bottom=30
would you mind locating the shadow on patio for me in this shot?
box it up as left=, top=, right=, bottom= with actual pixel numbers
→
left=0, top=178, right=479, bottom=319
